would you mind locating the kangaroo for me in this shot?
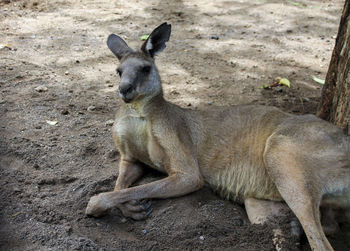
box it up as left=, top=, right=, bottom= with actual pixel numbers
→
left=86, top=23, right=350, bottom=251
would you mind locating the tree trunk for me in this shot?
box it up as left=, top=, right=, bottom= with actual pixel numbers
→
left=317, top=0, right=350, bottom=135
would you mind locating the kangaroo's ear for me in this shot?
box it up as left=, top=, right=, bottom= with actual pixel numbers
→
left=141, top=23, right=171, bottom=57
left=107, top=34, right=134, bottom=60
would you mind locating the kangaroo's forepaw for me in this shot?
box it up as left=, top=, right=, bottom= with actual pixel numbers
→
left=85, top=194, right=110, bottom=217
left=118, top=200, right=153, bottom=220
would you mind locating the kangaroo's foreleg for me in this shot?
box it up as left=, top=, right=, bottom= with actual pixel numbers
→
left=113, top=159, right=153, bottom=220
left=86, top=159, right=146, bottom=218
left=86, top=172, right=203, bottom=217
left=114, top=159, right=144, bottom=191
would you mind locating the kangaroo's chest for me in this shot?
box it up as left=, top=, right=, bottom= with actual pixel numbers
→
left=113, top=115, right=166, bottom=173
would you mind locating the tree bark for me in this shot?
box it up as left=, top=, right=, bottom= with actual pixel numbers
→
left=317, top=0, right=350, bottom=135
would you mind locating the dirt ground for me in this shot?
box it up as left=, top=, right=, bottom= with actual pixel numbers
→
left=1, top=0, right=349, bottom=250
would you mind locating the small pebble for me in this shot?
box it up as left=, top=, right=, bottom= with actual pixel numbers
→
left=34, top=85, right=48, bottom=92
left=65, top=71, right=69, bottom=75
left=87, top=105, right=96, bottom=111
left=65, top=225, right=72, bottom=234
left=105, top=119, right=115, bottom=126
left=230, top=62, right=237, bottom=67
left=207, top=101, right=213, bottom=105
left=107, top=150, right=118, bottom=159
left=8, top=67, right=14, bottom=70
left=13, top=186, right=21, bottom=192
left=46, top=120, right=58, bottom=126
left=210, top=35, right=219, bottom=40
left=79, top=237, right=86, bottom=242
left=61, top=110, right=69, bottom=115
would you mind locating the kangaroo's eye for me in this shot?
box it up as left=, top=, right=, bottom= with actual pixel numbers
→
left=142, top=66, right=151, bottom=73
left=117, top=69, right=122, bottom=77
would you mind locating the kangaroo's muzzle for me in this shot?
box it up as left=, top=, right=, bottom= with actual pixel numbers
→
left=119, top=84, right=134, bottom=103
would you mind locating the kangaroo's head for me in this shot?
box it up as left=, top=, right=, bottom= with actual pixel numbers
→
left=107, top=23, right=171, bottom=104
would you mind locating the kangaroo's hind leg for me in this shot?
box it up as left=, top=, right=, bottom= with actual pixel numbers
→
left=245, top=198, right=302, bottom=236
left=320, top=206, right=340, bottom=236
left=264, top=135, right=333, bottom=251
left=245, top=198, right=302, bottom=250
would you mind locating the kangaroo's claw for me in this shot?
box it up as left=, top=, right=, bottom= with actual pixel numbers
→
left=117, top=200, right=152, bottom=220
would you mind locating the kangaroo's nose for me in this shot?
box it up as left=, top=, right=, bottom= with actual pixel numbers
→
left=119, top=84, right=133, bottom=96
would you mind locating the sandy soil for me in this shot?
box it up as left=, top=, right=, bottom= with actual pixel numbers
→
left=1, top=0, right=349, bottom=250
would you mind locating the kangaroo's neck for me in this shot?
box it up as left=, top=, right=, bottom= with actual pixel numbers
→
left=125, top=92, right=167, bottom=117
